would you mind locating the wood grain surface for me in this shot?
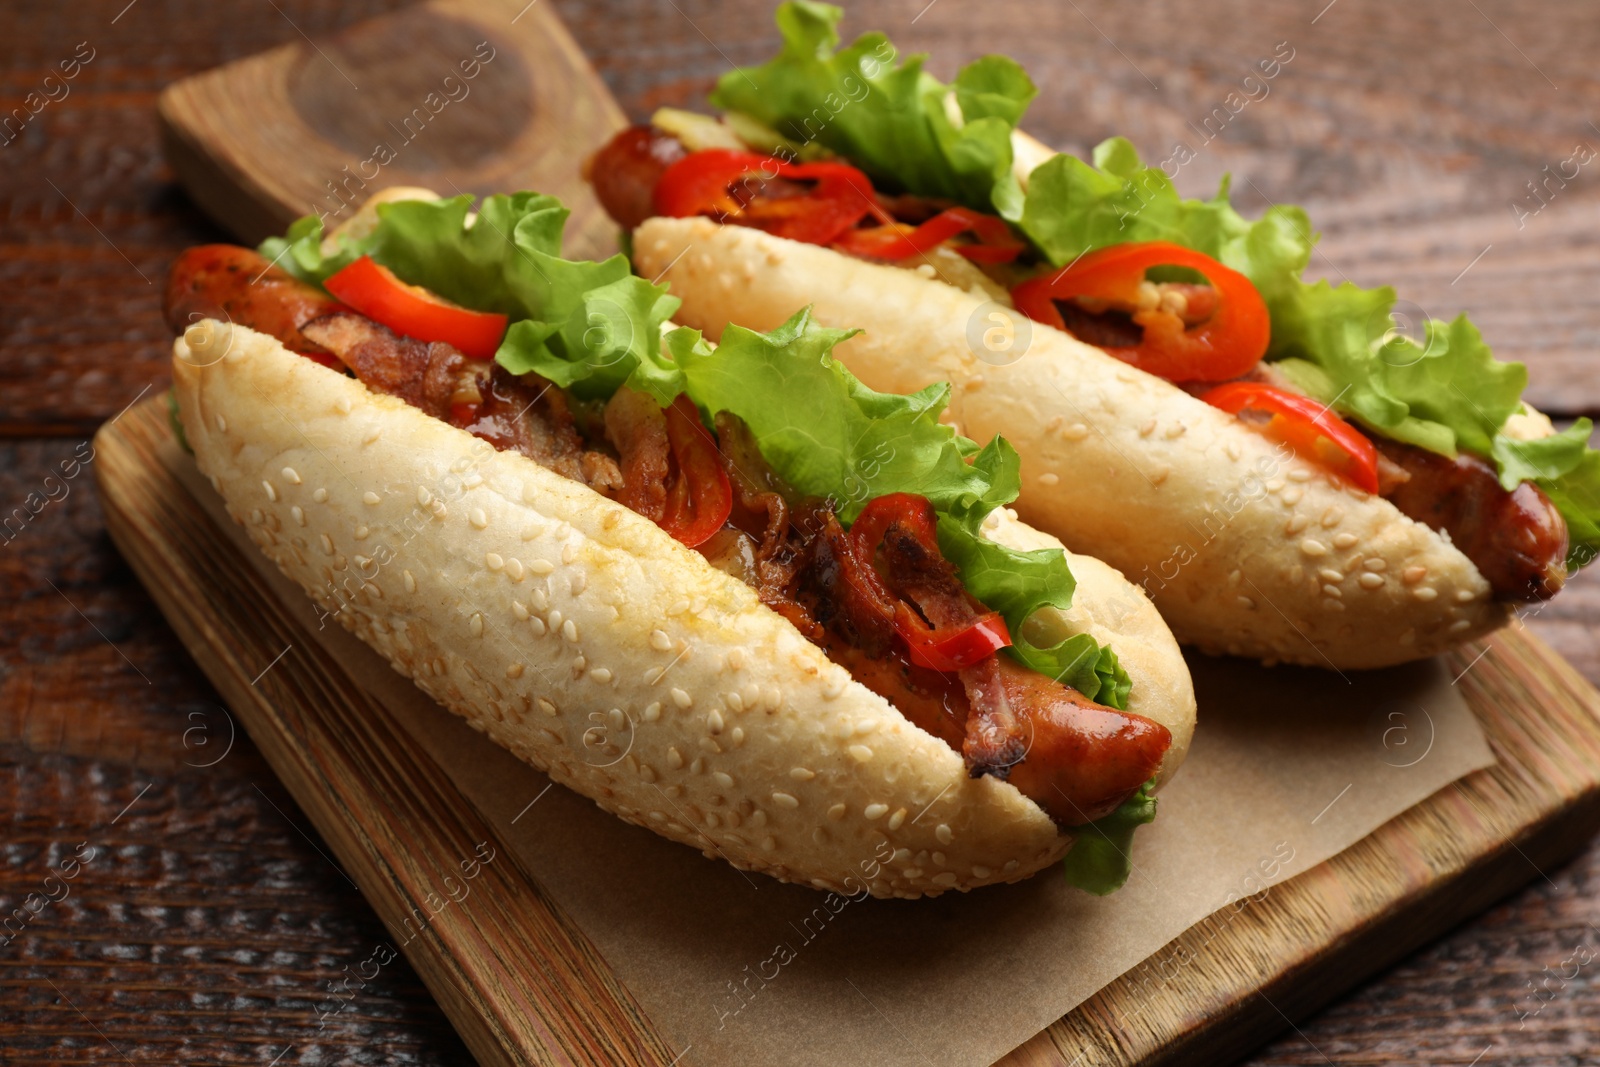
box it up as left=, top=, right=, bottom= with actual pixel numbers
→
left=4, top=0, right=1600, bottom=1063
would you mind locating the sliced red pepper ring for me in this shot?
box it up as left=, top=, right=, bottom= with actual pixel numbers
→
left=659, top=394, right=734, bottom=547
left=1010, top=241, right=1270, bottom=383
left=850, top=493, right=1013, bottom=671
left=324, top=256, right=508, bottom=360
left=833, top=206, right=1024, bottom=264
left=1201, top=381, right=1380, bottom=494
left=652, top=149, right=885, bottom=246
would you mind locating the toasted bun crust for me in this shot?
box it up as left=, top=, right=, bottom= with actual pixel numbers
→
left=171, top=320, right=1194, bottom=897
left=633, top=217, right=1509, bottom=669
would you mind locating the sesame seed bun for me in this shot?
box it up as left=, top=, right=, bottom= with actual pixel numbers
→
left=633, top=217, right=1509, bottom=670
left=171, top=320, right=1194, bottom=897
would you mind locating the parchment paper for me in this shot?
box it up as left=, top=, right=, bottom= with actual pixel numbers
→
left=191, top=456, right=1495, bottom=1067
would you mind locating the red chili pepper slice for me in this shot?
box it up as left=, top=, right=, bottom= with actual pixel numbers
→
left=652, top=149, right=885, bottom=246
left=1010, top=241, right=1270, bottom=383
left=833, top=206, right=1024, bottom=264
left=850, top=493, right=1013, bottom=671
left=1201, top=381, right=1380, bottom=493
left=660, top=394, right=734, bottom=547
left=325, top=256, right=508, bottom=360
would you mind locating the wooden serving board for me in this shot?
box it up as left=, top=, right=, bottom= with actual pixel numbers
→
left=97, top=397, right=1600, bottom=1066
left=157, top=0, right=625, bottom=260
left=136, top=3, right=1600, bottom=1062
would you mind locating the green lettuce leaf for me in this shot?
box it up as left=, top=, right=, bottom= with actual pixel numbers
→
left=1492, top=419, right=1600, bottom=568
left=709, top=1, right=1035, bottom=219
left=1061, top=780, right=1156, bottom=895
left=258, top=193, right=680, bottom=401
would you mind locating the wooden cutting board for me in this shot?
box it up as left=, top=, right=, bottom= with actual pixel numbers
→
left=135, top=3, right=1600, bottom=1063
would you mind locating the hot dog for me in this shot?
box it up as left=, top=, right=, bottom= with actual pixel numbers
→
left=165, top=189, right=1195, bottom=896
left=590, top=3, right=1600, bottom=669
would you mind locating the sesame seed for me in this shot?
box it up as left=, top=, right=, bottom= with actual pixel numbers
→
left=1449, top=619, right=1472, bottom=633
left=1321, top=507, right=1344, bottom=527
left=638, top=764, right=657, bottom=783
left=512, top=600, right=529, bottom=621
left=503, top=558, right=524, bottom=582
left=887, top=808, right=907, bottom=830
left=562, top=542, right=578, bottom=564
left=469, top=613, right=484, bottom=638
left=462, top=473, right=482, bottom=489
left=470, top=508, right=488, bottom=529
left=642, top=702, right=662, bottom=722
left=403, top=570, right=416, bottom=593
left=417, top=487, right=432, bottom=507
left=1324, top=598, right=1344, bottom=611
left=935, top=824, right=953, bottom=844
left=506, top=663, right=525, bottom=679
left=827, top=804, right=847, bottom=821
left=312, top=488, right=328, bottom=504
left=1150, top=466, right=1170, bottom=485
left=1358, top=572, right=1386, bottom=590
left=1300, top=538, right=1328, bottom=557
left=1237, top=596, right=1256, bottom=610
left=561, top=619, right=578, bottom=642
left=262, top=480, right=278, bottom=502
left=1414, top=587, right=1438, bottom=602
left=649, top=629, right=672, bottom=652
left=214, top=414, right=227, bottom=432
left=1333, top=532, right=1359, bottom=549
left=548, top=609, right=562, bottom=630
left=666, top=747, right=683, bottom=770
left=671, top=687, right=692, bottom=709
left=529, top=617, right=547, bottom=636
left=1285, top=515, right=1309, bottom=535
left=529, top=558, right=554, bottom=575
left=772, top=792, right=799, bottom=809
left=707, top=710, right=724, bottom=734
left=972, top=865, right=991, bottom=879
left=848, top=745, right=874, bottom=763
left=863, top=803, right=889, bottom=820
left=932, top=872, right=959, bottom=886
left=729, top=727, right=745, bottom=746
left=726, top=691, right=744, bottom=712
left=1281, top=487, right=1304, bottom=506
left=1322, top=584, right=1342, bottom=598
left=1225, top=441, right=1242, bottom=461
left=320, top=533, right=335, bottom=555
left=363, top=491, right=381, bottom=506
left=763, top=687, right=782, bottom=711
left=1045, top=415, right=1064, bottom=431
left=334, top=396, right=351, bottom=414
left=790, top=767, right=815, bottom=781
left=430, top=501, right=448, bottom=520
left=1139, top=418, right=1157, bottom=437
left=667, top=599, right=690, bottom=615
left=1457, top=589, right=1476, bottom=603
left=1402, top=566, right=1428, bottom=584
left=592, top=668, right=612, bottom=684
left=281, top=466, right=302, bottom=485
left=761, top=837, right=777, bottom=852
left=485, top=552, right=504, bottom=570
left=1319, top=569, right=1345, bottom=583
left=353, top=554, right=371, bottom=570
left=727, top=647, right=746, bottom=670
left=540, top=728, right=561, bottom=744
left=537, top=698, right=557, bottom=716
left=1038, top=472, right=1061, bottom=486
left=1289, top=468, right=1313, bottom=483
left=353, top=525, right=370, bottom=540
left=291, top=505, right=305, bottom=526
left=1163, top=421, right=1186, bottom=439
left=1062, top=423, right=1090, bottom=441
left=570, top=573, right=587, bottom=596
left=688, top=757, right=704, bottom=775
left=714, top=771, right=735, bottom=788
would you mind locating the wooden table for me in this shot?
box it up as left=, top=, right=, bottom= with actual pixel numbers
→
left=4, top=1, right=1599, bottom=1062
